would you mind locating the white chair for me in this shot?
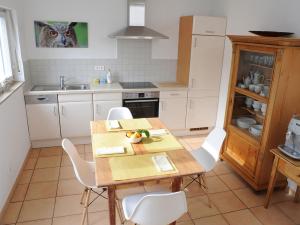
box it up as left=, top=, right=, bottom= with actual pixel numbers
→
left=107, top=107, right=133, bottom=120
left=121, top=191, right=187, bottom=225
left=62, top=139, right=106, bottom=225
left=184, top=127, right=226, bottom=206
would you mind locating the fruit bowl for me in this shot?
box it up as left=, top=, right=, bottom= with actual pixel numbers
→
left=126, top=129, right=150, bottom=144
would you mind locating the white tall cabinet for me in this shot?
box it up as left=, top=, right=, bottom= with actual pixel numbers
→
left=176, top=16, right=226, bottom=129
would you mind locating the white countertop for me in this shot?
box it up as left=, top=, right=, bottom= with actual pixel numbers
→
left=24, top=82, right=188, bottom=96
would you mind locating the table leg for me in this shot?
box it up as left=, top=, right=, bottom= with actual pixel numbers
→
left=108, top=186, right=116, bottom=225
left=294, top=186, right=300, bottom=203
left=170, top=177, right=183, bottom=225
left=264, top=156, right=279, bottom=208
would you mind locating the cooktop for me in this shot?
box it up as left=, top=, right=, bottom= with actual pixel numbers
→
left=120, top=82, right=157, bottom=89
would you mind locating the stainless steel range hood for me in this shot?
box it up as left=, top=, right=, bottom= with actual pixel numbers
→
left=109, top=0, right=169, bottom=40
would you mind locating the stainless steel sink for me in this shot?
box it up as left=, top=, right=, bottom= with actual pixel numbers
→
left=31, top=84, right=90, bottom=91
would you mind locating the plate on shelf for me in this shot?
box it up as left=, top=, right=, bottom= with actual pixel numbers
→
left=236, top=117, right=256, bottom=129
left=249, top=31, right=294, bottom=37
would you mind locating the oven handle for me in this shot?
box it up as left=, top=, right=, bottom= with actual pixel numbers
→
left=124, top=99, right=159, bottom=103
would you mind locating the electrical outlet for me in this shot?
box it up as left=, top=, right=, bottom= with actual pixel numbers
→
left=94, top=65, right=105, bottom=71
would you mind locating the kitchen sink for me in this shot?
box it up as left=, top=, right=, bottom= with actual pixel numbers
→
left=31, top=84, right=90, bottom=91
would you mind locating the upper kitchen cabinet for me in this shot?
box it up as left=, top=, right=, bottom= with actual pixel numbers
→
left=192, top=16, right=226, bottom=36
left=221, top=35, right=300, bottom=190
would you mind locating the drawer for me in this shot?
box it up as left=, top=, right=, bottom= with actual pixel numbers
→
left=193, top=16, right=226, bottom=36
left=93, top=92, right=122, bottom=101
left=278, top=160, right=300, bottom=185
left=58, top=94, right=92, bottom=102
left=188, top=89, right=219, bottom=98
left=160, top=90, right=187, bottom=99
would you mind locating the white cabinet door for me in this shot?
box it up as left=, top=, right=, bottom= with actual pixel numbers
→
left=59, top=102, right=93, bottom=138
left=26, top=104, right=61, bottom=140
left=94, top=100, right=122, bottom=120
left=159, top=98, right=187, bottom=130
left=189, top=35, right=225, bottom=93
left=186, top=97, right=218, bottom=129
left=193, top=16, right=226, bottom=36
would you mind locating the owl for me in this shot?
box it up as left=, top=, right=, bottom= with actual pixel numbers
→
left=35, top=21, right=78, bottom=48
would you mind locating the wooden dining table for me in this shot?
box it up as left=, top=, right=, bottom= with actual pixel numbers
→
left=90, top=118, right=204, bottom=225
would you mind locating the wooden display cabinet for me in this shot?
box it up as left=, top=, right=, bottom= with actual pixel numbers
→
left=221, top=36, right=300, bottom=190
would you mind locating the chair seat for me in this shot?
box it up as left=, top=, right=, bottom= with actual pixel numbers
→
left=122, top=192, right=167, bottom=219
left=190, top=148, right=216, bottom=172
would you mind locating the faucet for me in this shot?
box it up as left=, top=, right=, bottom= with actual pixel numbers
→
left=60, top=76, right=65, bottom=89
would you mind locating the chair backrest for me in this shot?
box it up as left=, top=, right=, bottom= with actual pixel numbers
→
left=107, top=107, right=133, bottom=120
left=130, top=191, right=187, bottom=225
left=190, top=127, right=226, bottom=172
left=61, top=139, right=95, bottom=188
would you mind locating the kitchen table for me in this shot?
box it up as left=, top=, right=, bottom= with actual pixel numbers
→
left=90, top=118, right=204, bottom=225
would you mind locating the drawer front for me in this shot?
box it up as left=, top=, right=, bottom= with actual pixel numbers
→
left=278, top=160, right=300, bottom=185
left=58, top=94, right=92, bottom=102
left=224, top=130, right=259, bottom=176
left=160, top=90, right=187, bottom=99
left=193, top=16, right=226, bottom=36
left=93, top=92, right=122, bottom=101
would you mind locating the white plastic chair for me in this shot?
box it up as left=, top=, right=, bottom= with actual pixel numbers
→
left=62, top=139, right=106, bottom=225
left=184, top=127, right=226, bottom=206
left=121, top=191, right=187, bottom=225
left=107, top=107, right=133, bottom=120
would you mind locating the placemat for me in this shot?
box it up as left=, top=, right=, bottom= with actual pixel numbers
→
left=106, top=118, right=152, bottom=131
left=109, top=152, right=178, bottom=181
left=142, top=134, right=183, bottom=152
left=92, top=133, right=134, bottom=158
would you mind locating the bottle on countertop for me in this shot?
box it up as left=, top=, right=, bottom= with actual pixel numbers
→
left=106, top=69, right=112, bottom=84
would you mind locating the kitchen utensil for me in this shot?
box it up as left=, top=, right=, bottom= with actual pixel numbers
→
left=249, top=124, right=263, bottom=136
left=236, top=117, right=256, bottom=129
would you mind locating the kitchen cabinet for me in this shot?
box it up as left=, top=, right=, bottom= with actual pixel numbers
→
left=159, top=91, right=187, bottom=130
left=93, top=93, right=122, bottom=120
left=26, top=103, right=61, bottom=141
left=176, top=16, right=226, bottom=129
left=221, top=35, right=300, bottom=190
left=59, top=94, right=93, bottom=138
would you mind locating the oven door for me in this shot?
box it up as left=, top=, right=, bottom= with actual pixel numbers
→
left=123, top=98, right=159, bottom=118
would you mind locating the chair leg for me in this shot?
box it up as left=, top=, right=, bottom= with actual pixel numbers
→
left=80, top=188, right=88, bottom=205
left=201, top=175, right=212, bottom=208
left=81, top=188, right=91, bottom=225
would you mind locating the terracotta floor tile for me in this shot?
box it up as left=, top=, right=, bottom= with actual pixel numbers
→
left=218, top=173, right=247, bottom=190
left=206, top=170, right=216, bottom=177
left=177, top=212, right=192, bottom=222
left=61, top=154, right=84, bottom=167
left=2, top=202, right=22, bottom=224
left=54, top=195, right=83, bottom=217
left=39, top=147, right=62, bottom=157
left=75, top=145, right=85, bottom=154
left=189, top=142, right=202, bottom=150
left=209, top=191, right=246, bottom=213
left=28, top=149, right=40, bottom=159
left=57, top=179, right=84, bottom=196
left=206, top=176, right=229, bottom=194
left=182, top=177, right=205, bottom=197
left=36, top=156, right=61, bottom=169
left=233, top=188, right=265, bottom=208
left=177, top=221, right=194, bottom=225
left=24, top=158, right=37, bottom=170
left=59, top=167, right=75, bottom=180
left=84, top=144, right=93, bottom=153
left=223, top=209, right=263, bottom=225
left=19, top=170, right=33, bottom=184
left=194, top=215, right=229, bottom=225
left=11, top=184, right=29, bottom=202
left=251, top=205, right=295, bottom=225
left=25, top=181, right=58, bottom=200
left=18, top=198, right=55, bottom=222
left=275, top=201, right=300, bottom=224
left=270, top=188, right=294, bottom=204
left=88, top=192, right=109, bottom=212
left=84, top=152, right=94, bottom=161
left=187, top=195, right=220, bottom=219
left=31, top=168, right=60, bottom=183
left=144, top=181, right=171, bottom=193
left=116, top=184, right=146, bottom=200
left=16, top=219, right=52, bottom=225
left=213, top=161, right=233, bottom=175
left=182, top=135, right=206, bottom=144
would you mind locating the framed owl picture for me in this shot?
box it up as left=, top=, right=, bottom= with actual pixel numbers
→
left=34, top=21, right=88, bottom=48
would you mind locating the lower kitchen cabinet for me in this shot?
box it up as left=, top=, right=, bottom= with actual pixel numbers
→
left=26, top=103, right=61, bottom=140
left=94, top=100, right=122, bottom=120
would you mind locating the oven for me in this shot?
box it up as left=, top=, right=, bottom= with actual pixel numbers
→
left=122, top=92, right=159, bottom=118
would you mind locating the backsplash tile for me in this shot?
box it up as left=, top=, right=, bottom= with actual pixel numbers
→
left=28, top=40, right=177, bottom=85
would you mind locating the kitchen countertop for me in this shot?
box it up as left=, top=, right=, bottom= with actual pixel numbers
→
left=24, top=82, right=188, bottom=96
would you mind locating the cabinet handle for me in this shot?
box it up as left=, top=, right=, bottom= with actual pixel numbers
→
left=96, top=104, right=100, bottom=114
left=61, top=106, right=64, bottom=116
left=160, top=101, right=164, bottom=111
left=53, top=106, right=57, bottom=116
left=194, top=37, right=197, bottom=48
left=191, top=78, right=196, bottom=88
left=189, top=100, right=193, bottom=109
left=205, top=30, right=215, bottom=34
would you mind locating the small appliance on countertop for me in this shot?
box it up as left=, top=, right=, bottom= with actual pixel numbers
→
left=278, top=115, right=300, bottom=160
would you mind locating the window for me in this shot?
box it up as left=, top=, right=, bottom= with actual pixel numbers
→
left=0, top=12, right=13, bottom=83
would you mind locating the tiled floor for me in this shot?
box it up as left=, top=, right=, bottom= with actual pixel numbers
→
left=2, top=135, right=300, bottom=225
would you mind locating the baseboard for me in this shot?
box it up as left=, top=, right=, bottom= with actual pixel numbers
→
left=0, top=146, right=31, bottom=224
left=31, top=136, right=91, bottom=148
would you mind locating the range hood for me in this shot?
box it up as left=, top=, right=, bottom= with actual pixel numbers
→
left=109, top=0, right=169, bottom=40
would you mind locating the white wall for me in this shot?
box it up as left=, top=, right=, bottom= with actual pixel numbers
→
left=0, top=87, right=31, bottom=212
left=19, top=0, right=214, bottom=59
left=214, top=0, right=300, bottom=127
